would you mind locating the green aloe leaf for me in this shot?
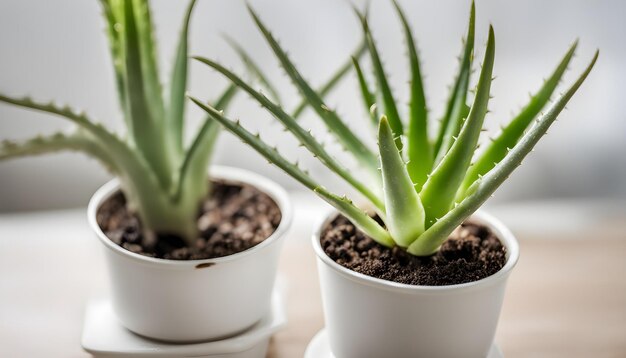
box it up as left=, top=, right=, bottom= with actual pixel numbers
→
left=167, top=0, right=197, bottom=158
left=314, top=188, right=395, bottom=248
left=0, top=94, right=118, bottom=144
left=175, top=84, right=237, bottom=202
left=378, top=116, right=425, bottom=247
left=223, top=34, right=282, bottom=105
left=291, top=38, right=367, bottom=119
left=0, top=93, right=178, bottom=237
left=392, top=0, right=431, bottom=189
left=457, top=40, right=579, bottom=198
left=194, top=56, right=384, bottom=211
left=248, top=6, right=379, bottom=175
left=190, top=96, right=393, bottom=248
left=0, top=131, right=117, bottom=173
left=409, top=50, right=598, bottom=256
left=98, top=0, right=128, bottom=117
left=189, top=96, right=318, bottom=188
left=352, top=56, right=379, bottom=127
left=122, top=0, right=172, bottom=188
left=433, top=1, right=475, bottom=163
left=357, top=11, right=404, bottom=150
left=420, top=25, right=495, bottom=227
left=131, top=0, right=165, bottom=125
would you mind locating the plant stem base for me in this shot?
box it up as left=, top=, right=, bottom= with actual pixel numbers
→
left=304, top=329, right=504, bottom=358
left=81, top=289, right=286, bottom=357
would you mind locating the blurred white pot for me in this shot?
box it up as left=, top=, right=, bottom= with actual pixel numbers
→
left=88, top=166, right=292, bottom=343
left=313, top=210, right=519, bottom=358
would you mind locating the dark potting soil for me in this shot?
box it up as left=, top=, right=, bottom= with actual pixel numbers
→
left=321, top=215, right=507, bottom=286
left=96, top=181, right=281, bottom=260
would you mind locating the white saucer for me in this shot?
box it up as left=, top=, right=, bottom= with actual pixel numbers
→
left=304, top=329, right=504, bottom=358
left=82, top=290, right=286, bottom=357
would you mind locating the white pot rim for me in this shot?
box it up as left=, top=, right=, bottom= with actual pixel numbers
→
left=312, top=209, right=519, bottom=294
left=88, top=165, right=292, bottom=269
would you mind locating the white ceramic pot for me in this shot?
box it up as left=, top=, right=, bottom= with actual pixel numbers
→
left=88, top=166, right=292, bottom=343
left=313, top=210, right=519, bottom=358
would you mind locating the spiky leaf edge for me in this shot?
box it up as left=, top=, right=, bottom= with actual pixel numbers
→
left=409, top=51, right=598, bottom=256
left=166, top=0, right=197, bottom=159
left=419, top=26, right=495, bottom=227
left=378, top=116, right=425, bottom=247
left=355, top=10, right=404, bottom=150
left=247, top=6, right=379, bottom=176
left=392, top=0, right=431, bottom=189
left=433, top=1, right=476, bottom=163
left=457, top=40, right=579, bottom=198
left=189, top=97, right=394, bottom=247
left=193, top=56, right=385, bottom=211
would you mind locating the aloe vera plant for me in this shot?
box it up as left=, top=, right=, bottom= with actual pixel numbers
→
left=0, top=0, right=358, bottom=246
left=191, top=1, right=598, bottom=256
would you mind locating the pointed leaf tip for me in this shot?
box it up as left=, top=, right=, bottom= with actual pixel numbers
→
left=378, top=114, right=425, bottom=247
left=379, top=115, right=389, bottom=128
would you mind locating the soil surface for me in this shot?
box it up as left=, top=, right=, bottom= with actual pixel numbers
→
left=321, top=215, right=507, bottom=286
left=96, top=181, right=281, bottom=260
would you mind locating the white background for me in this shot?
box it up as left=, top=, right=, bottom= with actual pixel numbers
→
left=1, top=0, right=624, bottom=211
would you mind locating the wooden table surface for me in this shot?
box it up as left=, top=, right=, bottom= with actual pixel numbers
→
left=1, top=197, right=625, bottom=357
